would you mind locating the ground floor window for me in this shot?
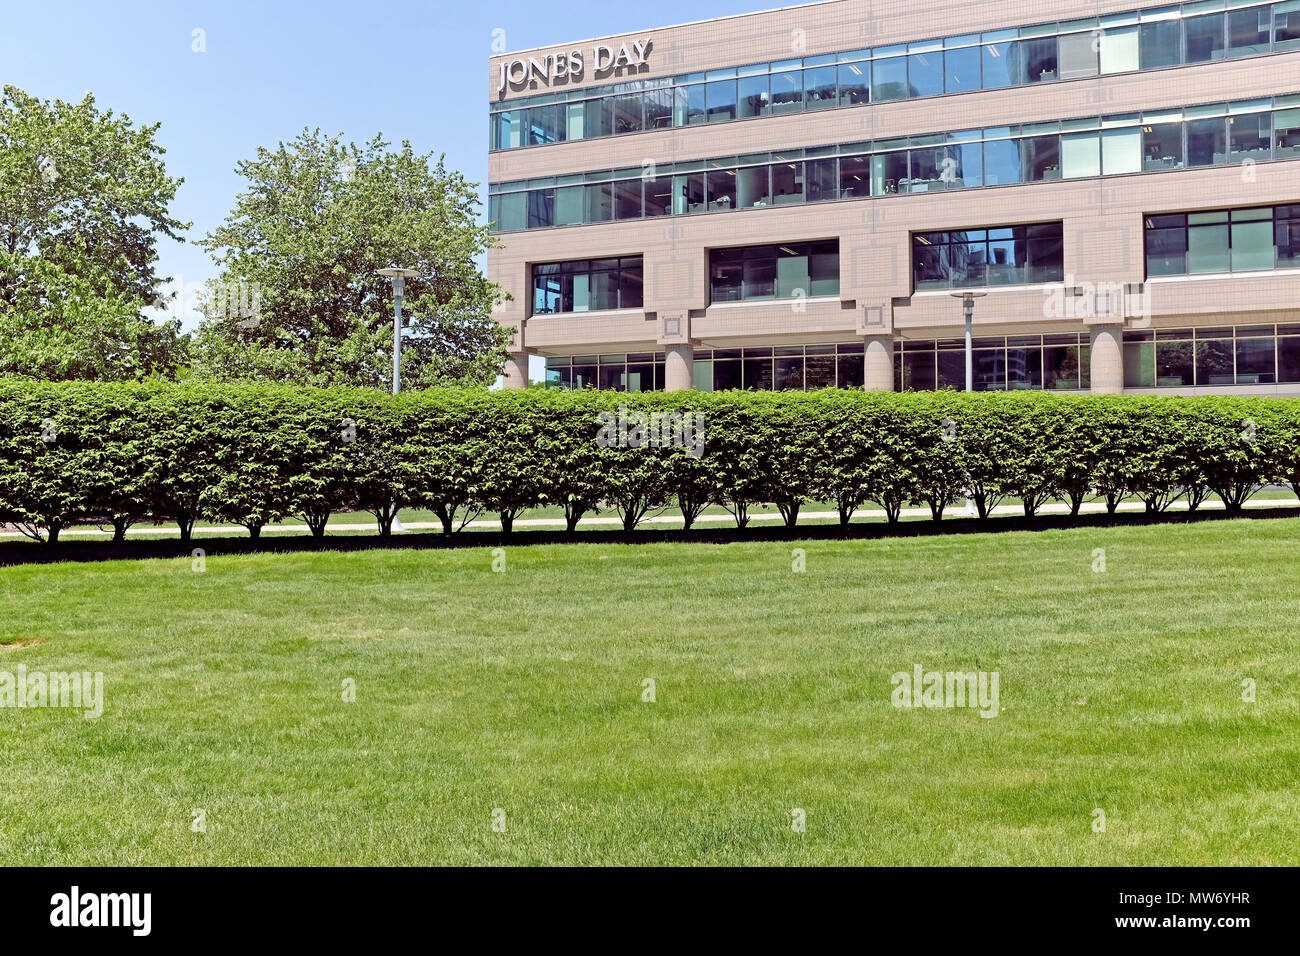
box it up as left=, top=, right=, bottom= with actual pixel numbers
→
left=1123, top=324, right=1300, bottom=387
left=693, top=344, right=863, bottom=391
left=896, top=334, right=1089, bottom=391
left=545, top=353, right=663, bottom=390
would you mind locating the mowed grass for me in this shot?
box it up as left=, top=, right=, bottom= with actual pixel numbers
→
left=1, top=518, right=1298, bottom=865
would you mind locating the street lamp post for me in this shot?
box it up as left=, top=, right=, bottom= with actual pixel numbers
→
left=950, top=291, right=987, bottom=518
left=378, top=267, right=419, bottom=394
left=949, top=291, right=988, bottom=392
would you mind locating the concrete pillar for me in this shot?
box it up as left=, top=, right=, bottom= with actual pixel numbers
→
left=863, top=334, right=894, bottom=391
left=1088, top=324, right=1124, bottom=395
left=664, top=344, right=694, bottom=392
left=503, top=351, right=531, bottom=389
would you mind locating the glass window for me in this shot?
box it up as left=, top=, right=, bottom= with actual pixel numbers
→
left=1186, top=116, right=1227, bottom=166
left=1100, top=25, right=1140, bottom=73
left=1124, top=340, right=1156, bottom=387
left=837, top=61, right=870, bottom=105
left=1143, top=121, right=1184, bottom=170
left=988, top=229, right=1023, bottom=285
left=495, top=191, right=526, bottom=232
left=804, top=65, right=838, bottom=109
left=1197, top=336, right=1235, bottom=385
left=1022, top=37, right=1059, bottom=83
left=841, top=154, right=872, bottom=198
left=643, top=176, right=673, bottom=218
left=532, top=258, right=643, bottom=315
left=736, top=165, right=770, bottom=208
left=712, top=358, right=742, bottom=391
left=1236, top=335, right=1275, bottom=384
left=676, top=84, right=706, bottom=126
left=902, top=349, right=937, bottom=390
left=1145, top=214, right=1188, bottom=275
left=1101, top=127, right=1142, bottom=174
left=1026, top=223, right=1065, bottom=283
left=612, top=179, right=642, bottom=220
left=528, top=104, right=566, bottom=145
left=807, top=157, right=838, bottom=202
left=981, top=41, right=1018, bottom=89
left=707, top=168, right=736, bottom=210
left=774, top=354, right=804, bottom=390
left=1021, top=135, right=1061, bottom=181
left=1062, top=131, right=1101, bottom=178
left=1277, top=206, right=1300, bottom=267
left=674, top=172, right=706, bottom=214
left=944, top=45, right=981, bottom=93
left=1226, top=6, right=1271, bottom=57
left=771, top=161, right=804, bottom=205
left=1140, top=19, right=1182, bottom=67
left=583, top=97, right=614, bottom=138
left=612, top=93, right=643, bottom=134
left=742, top=355, right=773, bottom=390
left=838, top=350, right=865, bottom=389
left=1231, top=212, right=1275, bottom=271
left=709, top=240, right=838, bottom=303
left=1058, top=31, right=1099, bottom=79
left=566, top=102, right=586, bottom=141
left=556, top=184, right=584, bottom=225
left=494, top=110, right=522, bottom=150
left=737, top=74, right=770, bottom=119
left=1228, top=111, right=1271, bottom=163
left=584, top=182, right=613, bottom=223
left=1188, top=214, right=1230, bottom=274
left=945, top=141, right=983, bottom=188
left=983, top=139, right=1020, bottom=185
left=1276, top=108, right=1300, bottom=160
left=1156, top=337, right=1195, bottom=386
left=1277, top=0, right=1300, bottom=51
left=1281, top=335, right=1300, bottom=382
left=1007, top=346, right=1043, bottom=389
left=705, top=80, right=737, bottom=123
left=1044, top=345, right=1084, bottom=390
left=1184, top=13, right=1227, bottom=63
left=908, top=52, right=943, bottom=97
left=907, top=146, right=947, bottom=192
left=527, top=188, right=555, bottom=229
left=640, top=89, right=670, bottom=130
left=913, top=234, right=950, bottom=290
left=770, top=70, right=804, bottom=113
left=869, top=151, right=906, bottom=195
left=871, top=56, right=908, bottom=101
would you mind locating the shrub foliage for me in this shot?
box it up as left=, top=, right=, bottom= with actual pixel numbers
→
left=1, top=380, right=1298, bottom=542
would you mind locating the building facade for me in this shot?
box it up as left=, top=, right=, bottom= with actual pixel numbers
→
left=488, top=0, right=1300, bottom=395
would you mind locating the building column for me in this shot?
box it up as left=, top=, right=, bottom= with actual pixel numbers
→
left=863, top=334, right=894, bottom=391
left=503, top=351, right=531, bottom=390
left=1088, top=324, right=1124, bottom=395
left=664, top=344, right=694, bottom=392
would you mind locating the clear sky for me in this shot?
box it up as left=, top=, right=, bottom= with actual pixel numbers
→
left=2, top=0, right=764, bottom=329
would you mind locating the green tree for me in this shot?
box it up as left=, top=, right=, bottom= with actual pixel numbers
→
left=192, top=129, right=510, bottom=389
left=0, top=85, right=188, bottom=379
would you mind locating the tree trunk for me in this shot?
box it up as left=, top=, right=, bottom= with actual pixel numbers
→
left=178, top=516, right=195, bottom=542
left=500, top=511, right=514, bottom=534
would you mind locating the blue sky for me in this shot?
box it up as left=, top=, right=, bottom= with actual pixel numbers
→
left=2, top=0, right=762, bottom=328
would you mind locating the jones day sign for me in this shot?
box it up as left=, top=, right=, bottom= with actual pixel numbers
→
left=496, top=38, right=653, bottom=98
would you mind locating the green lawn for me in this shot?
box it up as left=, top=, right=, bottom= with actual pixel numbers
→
left=1, top=517, right=1298, bottom=865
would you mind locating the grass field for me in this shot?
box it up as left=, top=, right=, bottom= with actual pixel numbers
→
left=1, top=517, right=1298, bottom=865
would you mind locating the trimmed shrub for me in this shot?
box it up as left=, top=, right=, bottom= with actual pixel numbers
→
left=1, top=379, right=1298, bottom=544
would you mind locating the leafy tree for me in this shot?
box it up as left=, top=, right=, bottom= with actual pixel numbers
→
left=192, top=129, right=510, bottom=388
left=0, top=85, right=187, bottom=380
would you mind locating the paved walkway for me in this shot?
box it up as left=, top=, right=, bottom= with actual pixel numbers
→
left=2, top=497, right=1295, bottom=539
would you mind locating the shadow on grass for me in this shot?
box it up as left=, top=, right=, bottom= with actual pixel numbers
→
left=3, top=506, right=1298, bottom=567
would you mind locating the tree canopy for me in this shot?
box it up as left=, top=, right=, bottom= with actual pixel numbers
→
left=191, top=129, right=510, bottom=389
left=0, top=84, right=188, bottom=380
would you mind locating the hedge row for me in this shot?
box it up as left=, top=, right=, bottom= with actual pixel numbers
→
left=1, top=379, right=1299, bottom=543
